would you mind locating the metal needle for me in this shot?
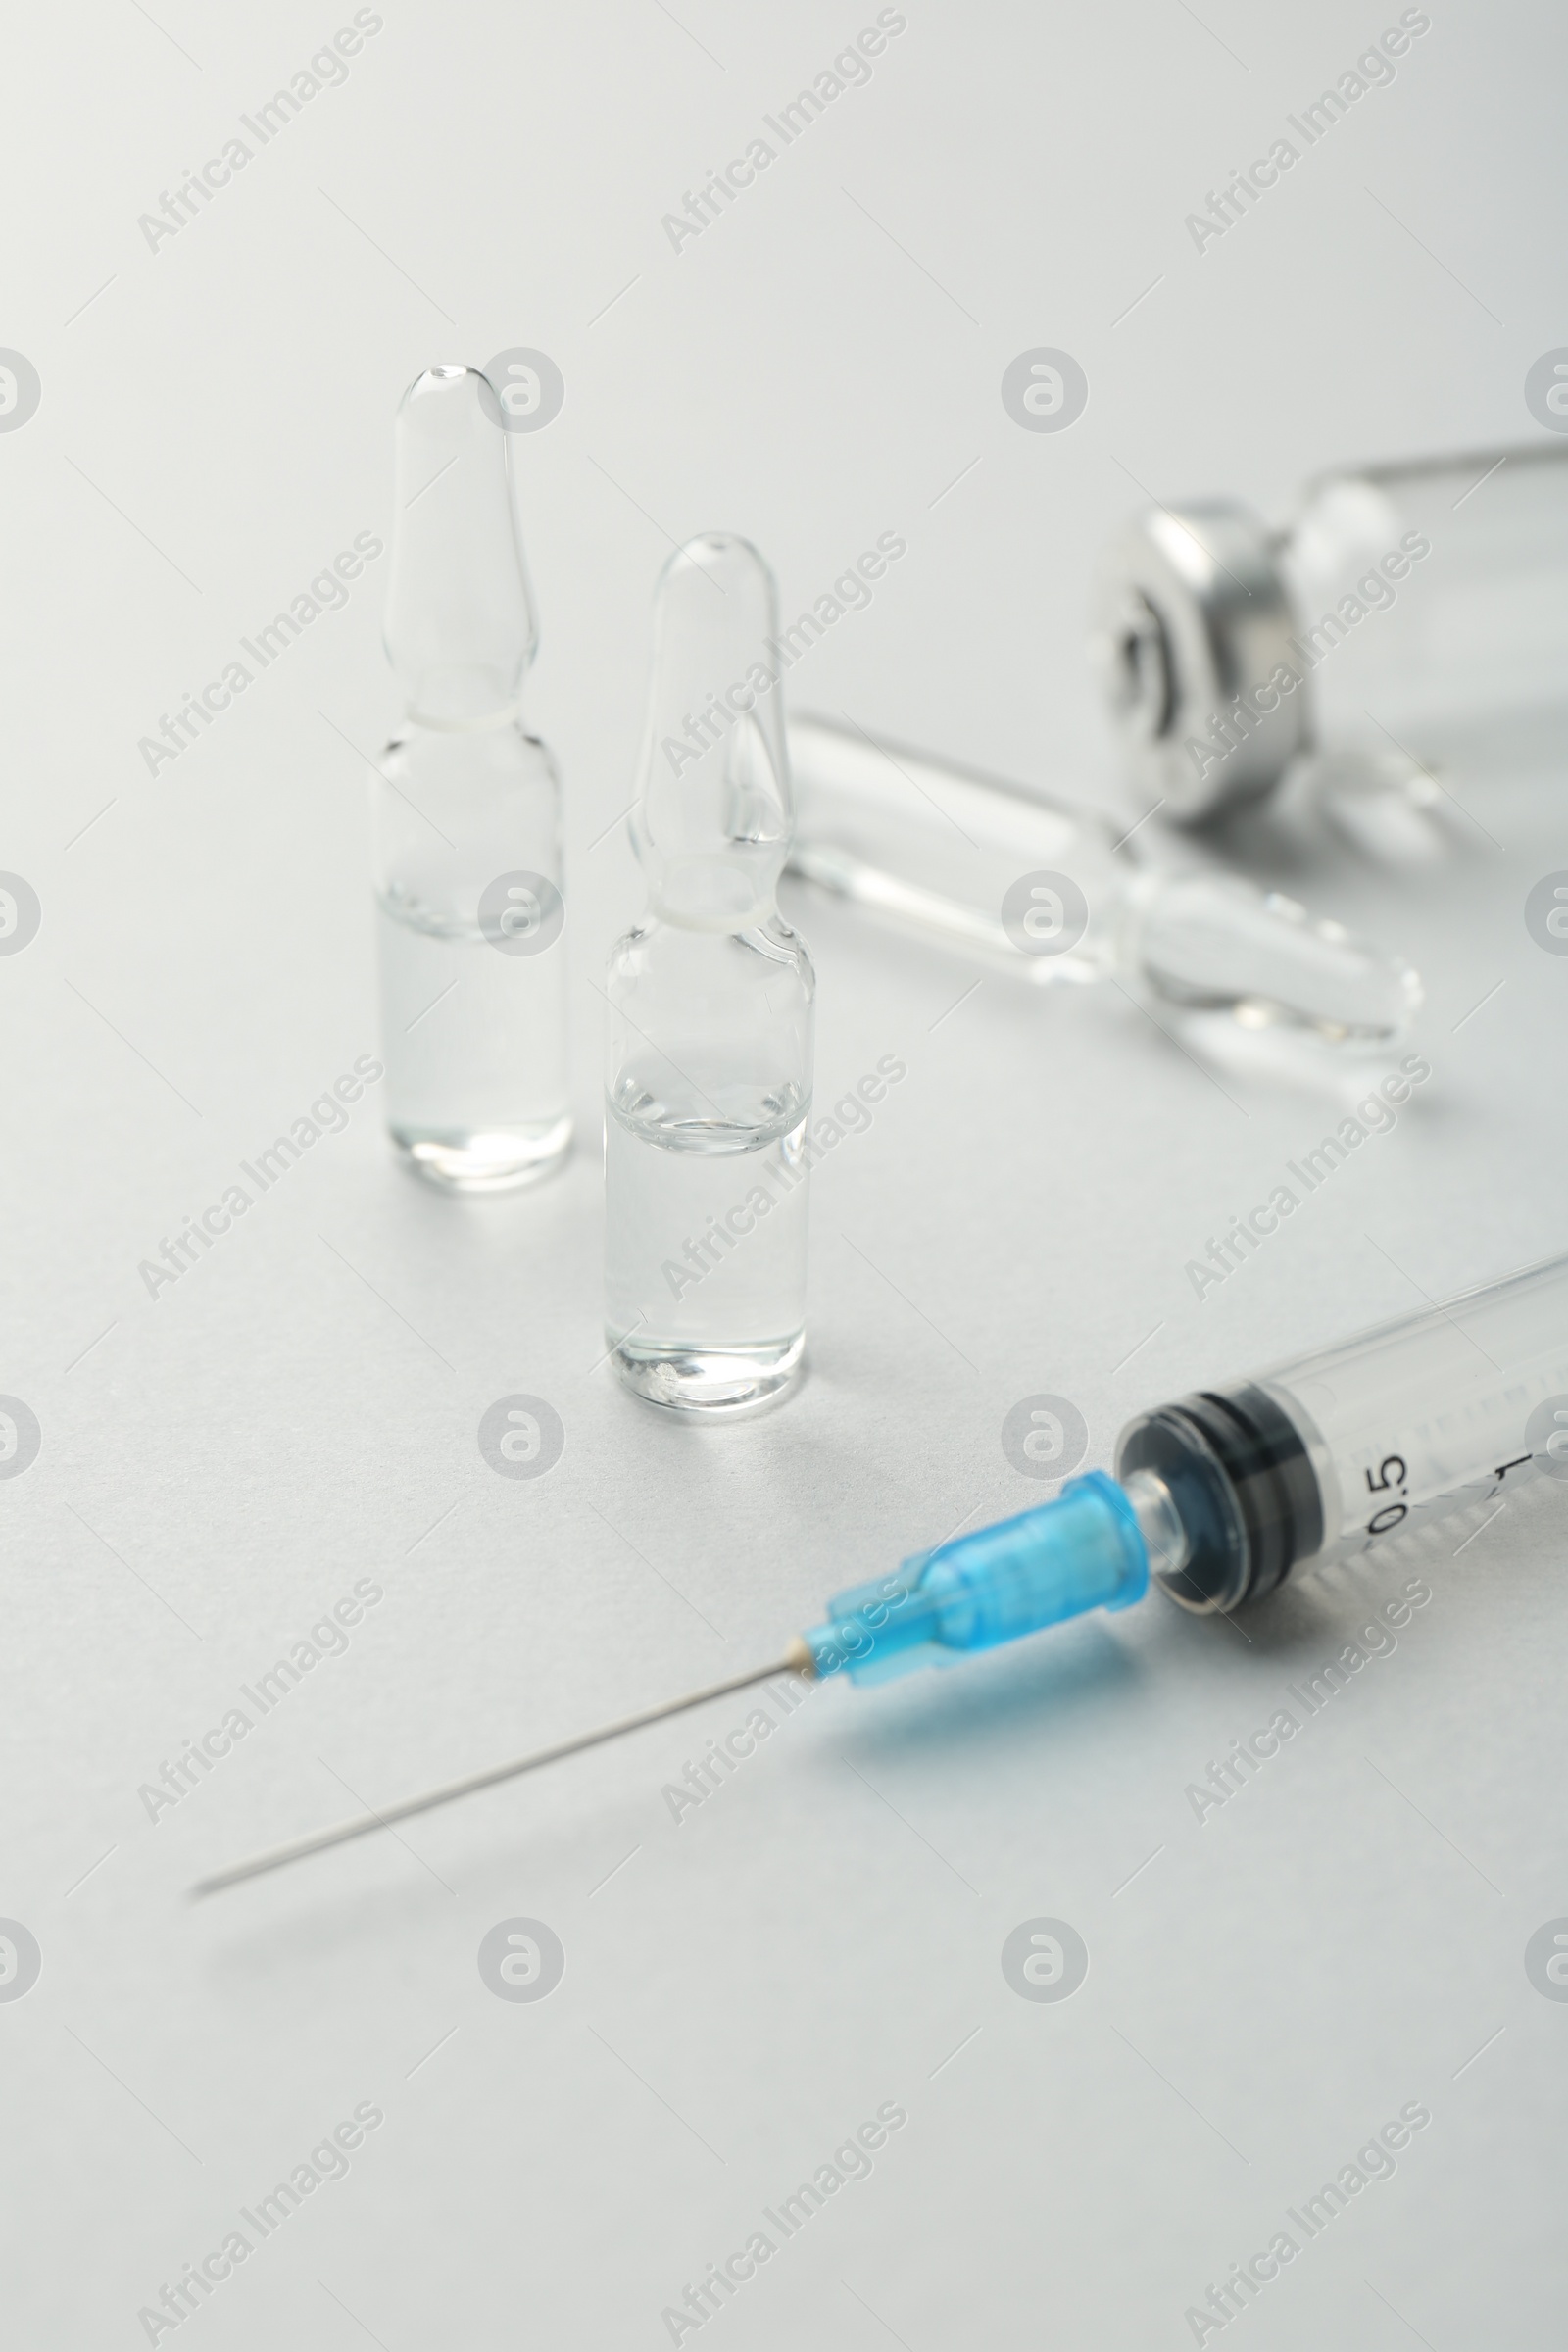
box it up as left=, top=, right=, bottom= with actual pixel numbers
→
left=191, top=1642, right=814, bottom=1898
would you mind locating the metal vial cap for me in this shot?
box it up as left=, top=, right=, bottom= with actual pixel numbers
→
left=1091, top=500, right=1309, bottom=822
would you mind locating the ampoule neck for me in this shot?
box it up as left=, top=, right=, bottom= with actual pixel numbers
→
left=401, top=695, right=524, bottom=736
left=636, top=865, right=784, bottom=936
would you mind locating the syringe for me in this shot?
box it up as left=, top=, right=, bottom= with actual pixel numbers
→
left=195, top=1250, right=1568, bottom=1896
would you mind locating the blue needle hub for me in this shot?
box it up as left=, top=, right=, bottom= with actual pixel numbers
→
left=803, top=1469, right=1151, bottom=1686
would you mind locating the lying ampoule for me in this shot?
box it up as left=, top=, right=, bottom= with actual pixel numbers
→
left=786, top=714, right=1422, bottom=1049
left=373, top=365, right=569, bottom=1190
left=604, top=536, right=814, bottom=1416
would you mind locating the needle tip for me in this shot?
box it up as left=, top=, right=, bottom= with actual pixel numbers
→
left=189, top=1646, right=817, bottom=1896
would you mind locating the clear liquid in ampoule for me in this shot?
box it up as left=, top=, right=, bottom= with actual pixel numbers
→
left=605, top=1070, right=810, bottom=1410
left=378, top=890, right=570, bottom=1189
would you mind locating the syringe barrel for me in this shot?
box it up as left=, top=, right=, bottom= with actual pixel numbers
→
left=1116, top=1250, right=1568, bottom=1611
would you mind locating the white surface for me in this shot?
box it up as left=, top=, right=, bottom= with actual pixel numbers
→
left=3, top=3, right=1566, bottom=2345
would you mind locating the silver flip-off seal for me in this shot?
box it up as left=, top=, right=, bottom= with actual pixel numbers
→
left=1092, top=500, right=1310, bottom=823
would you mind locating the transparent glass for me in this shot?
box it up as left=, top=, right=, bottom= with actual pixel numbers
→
left=605, top=536, right=814, bottom=1415
left=373, top=366, right=569, bottom=1191
left=1279, top=443, right=1568, bottom=804
left=786, top=715, right=1421, bottom=1046
left=384, top=364, right=538, bottom=727
left=1261, top=1250, right=1568, bottom=1569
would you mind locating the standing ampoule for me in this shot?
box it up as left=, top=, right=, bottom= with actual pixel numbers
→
left=605, top=534, right=814, bottom=1415
left=373, top=365, right=570, bottom=1190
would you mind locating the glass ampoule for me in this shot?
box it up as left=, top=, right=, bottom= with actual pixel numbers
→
left=786, top=714, right=1422, bottom=1048
left=373, top=365, right=569, bottom=1190
left=1094, top=440, right=1568, bottom=824
left=604, top=535, right=814, bottom=1416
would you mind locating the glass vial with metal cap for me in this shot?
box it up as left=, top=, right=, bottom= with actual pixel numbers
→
left=1093, top=441, right=1568, bottom=821
left=604, top=534, right=814, bottom=1416
left=373, top=365, right=570, bottom=1190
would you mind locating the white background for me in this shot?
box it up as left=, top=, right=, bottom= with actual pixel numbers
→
left=3, top=1, right=1566, bottom=2344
